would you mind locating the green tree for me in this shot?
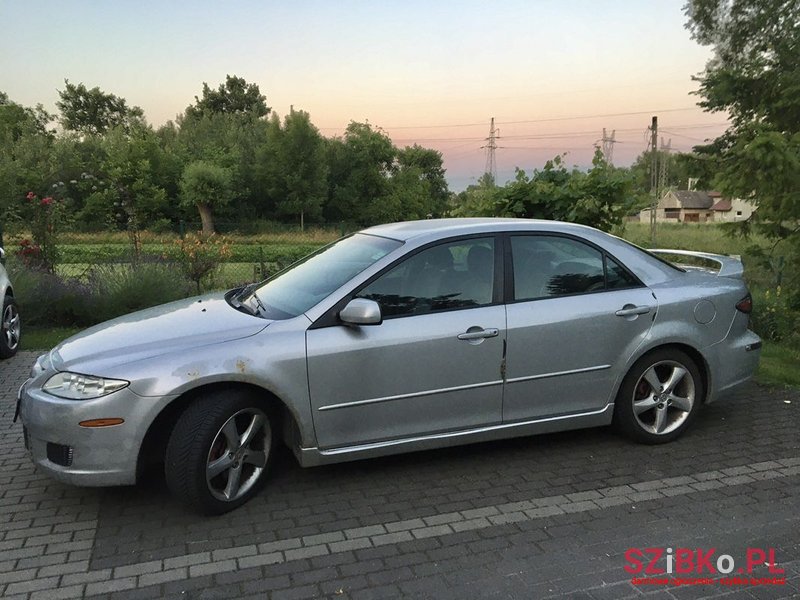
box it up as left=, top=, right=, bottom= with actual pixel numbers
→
left=187, top=75, right=270, bottom=118
left=177, top=90, right=269, bottom=223
left=0, top=94, right=56, bottom=221
left=102, top=124, right=171, bottom=255
left=324, top=122, right=396, bottom=224
left=685, top=0, right=800, bottom=293
left=180, top=160, right=232, bottom=234
left=383, top=165, right=433, bottom=222
left=0, top=92, right=53, bottom=139
left=48, top=134, right=107, bottom=228
left=457, top=152, right=635, bottom=232
left=264, top=109, right=328, bottom=229
left=570, top=152, right=639, bottom=228
left=178, top=111, right=269, bottom=222
left=395, top=145, right=449, bottom=217
left=451, top=173, right=502, bottom=217
left=56, top=81, right=144, bottom=135
left=153, top=121, right=185, bottom=205
left=627, top=150, right=709, bottom=195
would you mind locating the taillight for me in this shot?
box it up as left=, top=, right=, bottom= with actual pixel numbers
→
left=736, top=294, right=753, bottom=314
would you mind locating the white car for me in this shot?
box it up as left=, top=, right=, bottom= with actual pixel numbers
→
left=0, top=246, right=21, bottom=358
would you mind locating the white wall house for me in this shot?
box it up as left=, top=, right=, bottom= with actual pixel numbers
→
left=638, top=190, right=756, bottom=223
left=710, top=197, right=757, bottom=222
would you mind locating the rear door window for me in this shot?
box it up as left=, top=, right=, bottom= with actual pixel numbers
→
left=511, top=235, right=639, bottom=301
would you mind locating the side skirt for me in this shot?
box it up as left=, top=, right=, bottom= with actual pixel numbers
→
left=295, top=403, right=614, bottom=467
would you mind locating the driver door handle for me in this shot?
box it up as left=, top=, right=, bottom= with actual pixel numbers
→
left=615, top=305, right=651, bottom=317
left=457, top=328, right=499, bottom=340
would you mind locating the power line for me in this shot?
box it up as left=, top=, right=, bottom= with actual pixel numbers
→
left=659, top=129, right=723, bottom=142
left=482, top=107, right=702, bottom=127
left=390, top=137, right=484, bottom=143
left=317, top=106, right=706, bottom=131
left=388, top=123, right=728, bottom=144
left=662, top=122, right=728, bottom=130
left=498, top=146, right=591, bottom=152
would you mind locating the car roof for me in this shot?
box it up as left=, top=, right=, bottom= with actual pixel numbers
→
left=361, top=218, right=599, bottom=242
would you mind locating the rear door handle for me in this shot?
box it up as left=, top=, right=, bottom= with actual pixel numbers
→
left=615, top=305, right=652, bottom=317
left=457, top=328, right=499, bottom=340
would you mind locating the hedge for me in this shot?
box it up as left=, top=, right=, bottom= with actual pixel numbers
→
left=57, top=242, right=325, bottom=265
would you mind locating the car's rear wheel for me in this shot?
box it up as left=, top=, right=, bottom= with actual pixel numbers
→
left=165, top=390, right=272, bottom=514
left=613, top=348, right=703, bottom=444
left=0, top=295, right=20, bottom=359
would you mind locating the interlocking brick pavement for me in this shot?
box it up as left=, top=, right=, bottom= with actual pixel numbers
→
left=1, top=350, right=799, bottom=599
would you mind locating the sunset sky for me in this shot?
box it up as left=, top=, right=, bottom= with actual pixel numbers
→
left=0, top=1, right=724, bottom=190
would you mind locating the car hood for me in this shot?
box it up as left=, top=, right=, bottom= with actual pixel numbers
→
left=52, top=292, right=270, bottom=374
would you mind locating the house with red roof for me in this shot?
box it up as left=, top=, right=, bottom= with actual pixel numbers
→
left=638, top=190, right=756, bottom=223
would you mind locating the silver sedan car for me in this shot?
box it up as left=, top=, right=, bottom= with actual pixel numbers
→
left=1, top=246, right=21, bottom=359
left=17, top=219, right=761, bottom=513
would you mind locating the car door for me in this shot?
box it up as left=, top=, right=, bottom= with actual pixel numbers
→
left=504, top=234, right=655, bottom=422
left=306, top=236, right=505, bottom=449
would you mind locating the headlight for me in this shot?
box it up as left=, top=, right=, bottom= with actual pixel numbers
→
left=43, top=372, right=129, bottom=400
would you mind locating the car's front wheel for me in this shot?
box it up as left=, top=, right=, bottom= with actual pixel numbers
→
left=165, top=391, right=273, bottom=514
left=0, top=295, right=20, bottom=359
left=613, top=348, right=703, bottom=444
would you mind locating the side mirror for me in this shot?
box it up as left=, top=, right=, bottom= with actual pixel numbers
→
left=339, top=298, right=382, bottom=326
left=0, top=247, right=5, bottom=263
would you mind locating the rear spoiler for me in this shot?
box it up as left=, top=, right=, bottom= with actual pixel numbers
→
left=649, top=249, right=744, bottom=279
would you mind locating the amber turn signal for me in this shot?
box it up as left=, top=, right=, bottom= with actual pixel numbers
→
left=78, top=418, right=124, bottom=428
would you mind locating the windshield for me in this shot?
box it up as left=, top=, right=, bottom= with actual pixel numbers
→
left=245, top=233, right=403, bottom=319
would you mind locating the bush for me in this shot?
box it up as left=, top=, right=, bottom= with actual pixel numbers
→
left=57, top=242, right=322, bottom=266
left=7, top=261, right=95, bottom=327
left=147, top=218, right=175, bottom=234
left=169, top=233, right=232, bottom=293
left=750, top=286, right=800, bottom=348
left=7, top=258, right=195, bottom=328
left=87, top=262, right=194, bottom=323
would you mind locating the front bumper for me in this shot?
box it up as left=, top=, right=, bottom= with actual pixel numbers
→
left=18, top=377, right=174, bottom=487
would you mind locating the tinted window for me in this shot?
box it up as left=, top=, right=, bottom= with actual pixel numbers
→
left=253, top=233, right=402, bottom=319
left=359, top=238, right=495, bottom=317
left=605, top=255, right=639, bottom=290
left=512, top=235, right=605, bottom=300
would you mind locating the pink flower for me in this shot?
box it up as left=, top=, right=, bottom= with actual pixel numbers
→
left=41, top=197, right=53, bottom=206
left=26, top=191, right=35, bottom=200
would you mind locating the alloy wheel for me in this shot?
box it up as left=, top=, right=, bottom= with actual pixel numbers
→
left=205, top=408, right=270, bottom=502
left=2, top=303, right=20, bottom=351
left=632, top=360, right=695, bottom=435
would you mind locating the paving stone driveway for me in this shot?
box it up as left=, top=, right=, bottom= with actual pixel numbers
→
left=1, top=350, right=799, bottom=599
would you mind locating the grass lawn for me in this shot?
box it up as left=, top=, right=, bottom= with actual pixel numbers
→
left=621, top=222, right=779, bottom=289
left=755, top=341, right=800, bottom=388
left=21, top=327, right=83, bottom=352
left=18, top=326, right=798, bottom=389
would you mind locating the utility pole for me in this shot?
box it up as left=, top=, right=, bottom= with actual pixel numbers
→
left=649, top=116, right=658, bottom=245
left=658, top=137, right=672, bottom=196
left=482, top=117, right=499, bottom=184
left=601, top=128, right=616, bottom=164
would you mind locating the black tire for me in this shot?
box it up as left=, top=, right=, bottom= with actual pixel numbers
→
left=165, top=390, right=273, bottom=514
left=0, top=295, right=20, bottom=359
left=613, top=348, right=703, bottom=444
